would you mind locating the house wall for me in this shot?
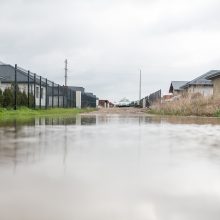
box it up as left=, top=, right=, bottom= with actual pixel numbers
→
left=76, top=91, right=81, bottom=108
left=213, top=78, right=220, bottom=100
left=96, top=99, right=99, bottom=108
left=173, top=90, right=184, bottom=96
left=0, top=82, right=11, bottom=91
left=186, top=85, right=213, bottom=97
left=35, top=85, right=46, bottom=107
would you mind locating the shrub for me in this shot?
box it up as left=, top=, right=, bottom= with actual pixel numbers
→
left=29, top=93, right=35, bottom=108
left=149, top=95, right=220, bottom=117
left=17, top=90, right=28, bottom=106
left=3, top=87, right=14, bottom=108
left=0, top=89, right=3, bottom=107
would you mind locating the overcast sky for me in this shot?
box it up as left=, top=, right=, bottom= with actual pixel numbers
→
left=1, top=0, right=220, bottom=101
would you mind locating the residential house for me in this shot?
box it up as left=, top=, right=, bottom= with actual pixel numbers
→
left=206, top=71, right=220, bottom=100
left=0, top=62, right=98, bottom=108
left=0, top=64, right=46, bottom=107
left=169, top=81, right=188, bottom=96
left=180, top=70, right=220, bottom=97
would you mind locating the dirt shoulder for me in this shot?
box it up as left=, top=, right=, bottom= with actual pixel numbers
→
left=82, top=107, right=147, bottom=115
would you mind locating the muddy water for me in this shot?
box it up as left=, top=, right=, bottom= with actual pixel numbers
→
left=0, top=115, right=220, bottom=220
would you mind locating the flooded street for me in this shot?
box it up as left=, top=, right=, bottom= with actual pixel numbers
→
left=1, top=114, right=220, bottom=220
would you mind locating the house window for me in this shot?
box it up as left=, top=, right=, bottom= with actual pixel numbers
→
left=36, top=86, right=39, bottom=98
left=40, top=88, right=43, bottom=99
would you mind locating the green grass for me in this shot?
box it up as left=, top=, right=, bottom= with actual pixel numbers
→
left=214, top=109, right=220, bottom=117
left=0, top=107, right=96, bottom=122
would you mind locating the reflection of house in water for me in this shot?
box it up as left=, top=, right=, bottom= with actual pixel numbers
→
left=34, top=115, right=97, bottom=126
left=0, top=116, right=97, bottom=170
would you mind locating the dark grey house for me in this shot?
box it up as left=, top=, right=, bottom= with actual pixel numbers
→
left=169, top=81, right=188, bottom=96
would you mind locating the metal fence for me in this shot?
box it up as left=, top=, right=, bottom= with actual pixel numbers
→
left=148, top=89, right=161, bottom=105
left=0, top=64, right=97, bottom=110
left=81, top=93, right=97, bottom=108
left=14, top=65, right=78, bottom=110
left=139, top=89, right=162, bottom=108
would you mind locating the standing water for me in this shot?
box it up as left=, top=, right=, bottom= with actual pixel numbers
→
left=0, top=115, right=220, bottom=220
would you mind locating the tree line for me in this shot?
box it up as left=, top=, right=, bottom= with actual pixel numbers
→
left=0, top=86, right=35, bottom=108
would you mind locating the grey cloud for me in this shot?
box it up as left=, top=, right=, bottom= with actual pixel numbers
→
left=1, top=0, right=220, bottom=101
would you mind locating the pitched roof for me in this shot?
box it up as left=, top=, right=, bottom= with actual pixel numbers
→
left=169, top=81, right=188, bottom=93
left=180, top=70, right=219, bottom=89
left=68, top=86, right=85, bottom=93
left=206, top=71, right=220, bottom=80
left=0, top=65, right=29, bottom=82
left=0, top=64, right=46, bottom=86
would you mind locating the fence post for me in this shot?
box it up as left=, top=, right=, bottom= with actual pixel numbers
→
left=45, top=78, right=48, bottom=109
left=52, top=82, right=54, bottom=108
left=34, top=73, right=36, bottom=109
left=58, top=85, right=60, bottom=108
left=70, top=90, right=72, bottom=107
left=28, top=71, right=30, bottom=108
left=63, top=86, right=65, bottom=108
left=14, top=64, right=17, bottom=110
left=39, top=76, right=42, bottom=109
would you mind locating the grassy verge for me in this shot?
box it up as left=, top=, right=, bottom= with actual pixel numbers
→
left=0, top=107, right=96, bottom=122
left=147, top=96, right=220, bottom=117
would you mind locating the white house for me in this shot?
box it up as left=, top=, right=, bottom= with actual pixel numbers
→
left=0, top=62, right=98, bottom=109
left=0, top=64, right=46, bottom=107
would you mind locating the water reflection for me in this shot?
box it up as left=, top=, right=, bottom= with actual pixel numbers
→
left=1, top=115, right=220, bottom=220
left=0, top=115, right=97, bottom=127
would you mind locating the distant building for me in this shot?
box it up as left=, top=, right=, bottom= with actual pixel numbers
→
left=69, top=86, right=85, bottom=108
left=169, top=81, right=188, bottom=96
left=99, top=100, right=114, bottom=108
left=82, top=92, right=97, bottom=108
left=68, top=87, right=97, bottom=108
left=99, top=100, right=110, bottom=108
left=180, top=70, right=219, bottom=97
left=206, top=71, right=220, bottom=100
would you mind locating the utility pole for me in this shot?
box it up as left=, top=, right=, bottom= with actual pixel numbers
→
left=65, top=59, right=68, bottom=86
left=139, top=69, right=142, bottom=103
